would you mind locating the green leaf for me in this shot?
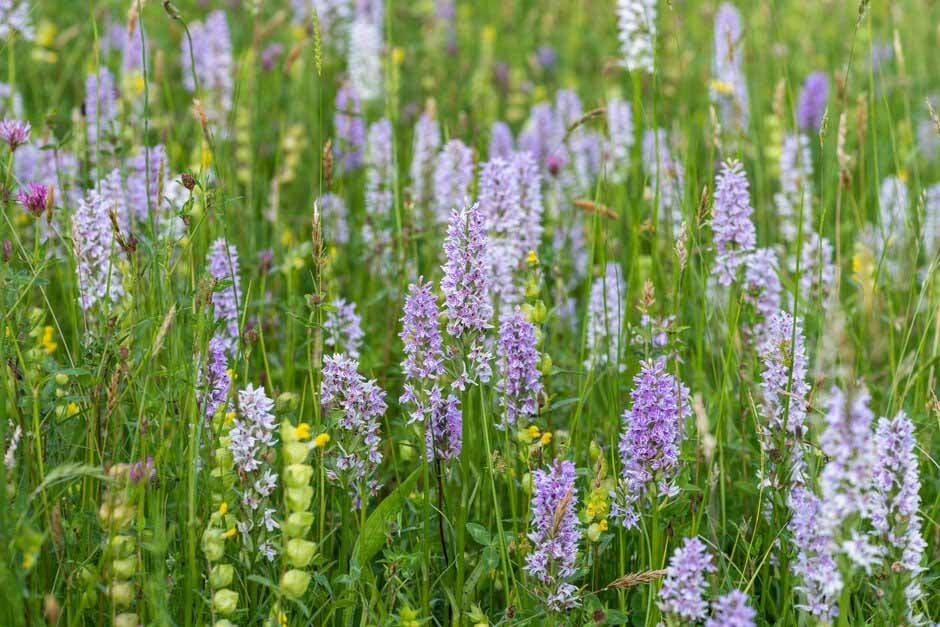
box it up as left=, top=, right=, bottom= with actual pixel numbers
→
left=604, top=609, right=630, bottom=624
left=462, top=545, right=497, bottom=604
left=465, top=522, right=492, bottom=546
left=350, top=467, right=421, bottom=567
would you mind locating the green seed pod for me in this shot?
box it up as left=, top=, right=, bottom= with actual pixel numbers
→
left=283, top=464, right=314, bottom=489
left=112, top=557, right=137, bottom=580
left=213, top=621, right=236, bottom=627
left=281, top=420, right=299, bottom=443
left=524, top=279, right=540, bottom=299
left=586, top=522, right=603, bottom=543
left=212, top=588, right=239, bottom=615
left=538, top=353, right=553, bottom=375
left=283, top=442, right=310, bottom=465
left=114, top=613, right=139, bottom=627
left=286, top=538, right=318, bottom=568
left=201, top=528, right=226, bottom=561
left=214, top=447, right=234, bottom=469
left=109, top=535, right=136, bottom=558
left=280, top=569, right=311, bottom=599
left=283, top=512, right=314, bottom=538
left=109, top=581, right=135, bottom=608
left=209, top=564, right=234, bottom=589
left=285, top=486, right=314, bottom=512
left=276, top=392, right=299, bottom=412
left=110, top=503, right=137, bottom=529
left=588, top=440, right=602, bottom=461
left=79, top=565, right=97, bottom=586
left=54, top=373, right=69, bottom=386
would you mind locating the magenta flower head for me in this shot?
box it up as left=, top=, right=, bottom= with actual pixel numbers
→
left=818, top=385, right=875, bottom=530
left=85, top=69, right=117, bottom=152
left=433, top=139, right=474, bottom=222
left=658, top=537, right=716, bottom=622
left=126, top=144, right=169, bottom=228
left=199, top=335, right=231, bottom=426
left=742, top=247, right=781, bottom=333
left=788, top=486, right=841, bottom=620
left=524, top=459, right=581, bottom=611
left=72, top=187, right=124, bottom=311
left=325, top=297, right=364, bottom=359
left=441, top=202, right=493, bottom=337
left=613, top=357, right=691, bottom=528
left=758, top=310, right=809, bottom=484
left=707, top=589, right=756, bottom=627
left=797, top=71, right=829, bottom=132
left=334, top=85, right=365, bottom=172
left=400, top=278, right=445, bottom=382
left=496, top=308, right=542, bottom=429
left=604, top=97, right=634, bottom=183
left=321, top=353, right=387, bottom=507
left=441, top=202, right=493, bottom=386
left=0, top=118, right=30, bottom=151
left=230, top=383, right=277, bottom=474
left=585, top=262, right=627, bottom=371
left=871, top=412, right=927, bottom=620
left=409, top=111, right=441, bottom=208
left=711, top=159, right=756, bottom=285
left=424, top=387, right=462, bottom=463
left=712, top=3, right=749, bottom=130
left=17, top=182, right=49, bottom=217
left=489, top=120, right=514, bottom=160
left=207, top=238, right=242, bottom=358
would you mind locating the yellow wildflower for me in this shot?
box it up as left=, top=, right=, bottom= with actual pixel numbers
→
left=598, top=519, right=608, bottom=532
left=313, top=433, right=330, bottom=448
left=526, top=425, right=541, bottom=440
left=219, top=502, right=228, bottom=515
left=526, top=250, right=539, bottom=266
left=540, top=432, right=552, bottom=446
left=295, top=423, right=312, bottom=441
left=36, top=20, right=56, bottom=47
left=709, top=79, right=734, bottom=95
left=223, top=527, right=237, bottom=539
left=66, top=402, right=79, bottom=417
left=41, top=326, right=57, bottom=354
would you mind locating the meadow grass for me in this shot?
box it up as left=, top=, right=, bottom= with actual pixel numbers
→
left=0, top=0, right=938, bottom=625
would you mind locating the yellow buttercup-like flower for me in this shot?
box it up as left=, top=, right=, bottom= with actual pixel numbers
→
left=540, top=432, right=552, bottom=446
left=527, top=425, right=541, bottom=440
left=41, top=326, right=58, bottom=354
left=709, top=79, right=734, bottom=95
left=295, top=423, right=312, bottom=441
left=313, top=433, right=330, bottom=448
left=218, top=502, right=228, bottom=515
left=223, top=527, right=237, bottom=539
